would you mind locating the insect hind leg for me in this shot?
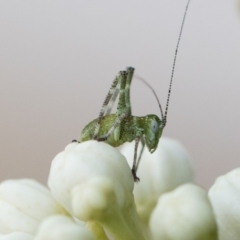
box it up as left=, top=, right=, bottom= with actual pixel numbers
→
left=114, top=68, right=134, bottom=141
left=96, top=111, right=128, bottom=141
left=104, top=67, right=134, bottom=116
left=93, top=72, right=121, bottom=139
left=94, top=68, right=135, bottom=141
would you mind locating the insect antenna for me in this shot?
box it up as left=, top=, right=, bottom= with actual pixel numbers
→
left=134, top=74, right=164, bottom=121
left=163, top=0, right=191, bottom=127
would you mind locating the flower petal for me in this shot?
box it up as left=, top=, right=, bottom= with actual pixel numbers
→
left=149, top=183, right=217, bottom=240
left=33, top=215, right=95, bottom=240
left=48, top=141, right=148, bottom=240
left=120, top=137, right=193, bottom=223
left=0, top=232, right=33, bottom=240
left=209, top=168, right=240, bottom=240
left=0, top=179, right=67, bottom=234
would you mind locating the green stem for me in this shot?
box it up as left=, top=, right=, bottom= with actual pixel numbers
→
left=99, top=194, right=148, bottom=240
left=87, top=221, right=109, bottom=240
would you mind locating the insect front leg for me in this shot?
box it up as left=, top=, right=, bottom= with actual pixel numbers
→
left=136, top=137, right=145, bottom=172
left=132, top=132, right=144, bottom=182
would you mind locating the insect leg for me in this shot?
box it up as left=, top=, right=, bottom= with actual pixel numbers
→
left=124, top=67, right=134, bottom=116
left=132, top=136, right=141, bottom=182
left=115, top=68, right=134, bottom=117
left=104, top=66, right=134, bottom=116
left=114, top=68, right=134, bottom=140
left=96, top=111, right=128, bottom=141
left=93, top=73, right=121, bottom=139
left=103, top=67, right=134, bottom=117
left=104, top=83, right=120, bottom=116
left=136, top=137, right=145, bottom=172
left=95, top=68, right=134, bottom=141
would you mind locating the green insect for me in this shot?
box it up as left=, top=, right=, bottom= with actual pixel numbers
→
left=80, top=67, right=163, bottom=182
left=77, top=0, right=191, bottom=182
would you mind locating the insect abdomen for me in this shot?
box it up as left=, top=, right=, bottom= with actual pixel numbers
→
left=80, top=114, right=118, bottom=143
left=80, top=114, right=137, bottom=147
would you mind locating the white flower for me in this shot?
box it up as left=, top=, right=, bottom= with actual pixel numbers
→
left=0, top=179, right=67, bottom=235
left=120, top=137, right=193, bottom=223
left=209, top=168, right=240, bottom=240
left=0, top=138, right=199, bottom=239
left=48, top=141, right=148, bottom=240
left=149, top=183, right=217, bottom=240
left=33, top=215, right=95, bottom=240
left=0, top=232, right=33, bottom=240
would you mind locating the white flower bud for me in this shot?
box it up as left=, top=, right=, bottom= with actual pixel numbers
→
left=0, top=179, right=67, bottom=234
left=33, top=215, right=95, bottom=240
left=0, top=232, right=33, bottom=240
left=48, top=141, right=148, bottom=240
left=208, top=168, right=240, bottom=240
left=120, top=137, right=193, bottom=223
left=149, top=183, right=217, bottom=240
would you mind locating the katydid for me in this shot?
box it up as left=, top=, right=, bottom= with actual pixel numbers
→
left=78, top=0, right=191, bottom=182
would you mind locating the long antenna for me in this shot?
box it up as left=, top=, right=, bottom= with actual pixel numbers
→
left=135, top=74, right=164, bottom=120
left=163, top=0, right=191, bottom=127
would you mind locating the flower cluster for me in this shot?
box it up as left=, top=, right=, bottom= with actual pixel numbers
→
left=0, top=137, right=238, bottom=239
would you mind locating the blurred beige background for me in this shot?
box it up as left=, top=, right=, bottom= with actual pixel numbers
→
left=0, top=0, right=240, bottom=188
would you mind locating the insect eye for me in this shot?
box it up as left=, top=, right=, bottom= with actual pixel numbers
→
left=151, top=119, right=158, bottom=133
